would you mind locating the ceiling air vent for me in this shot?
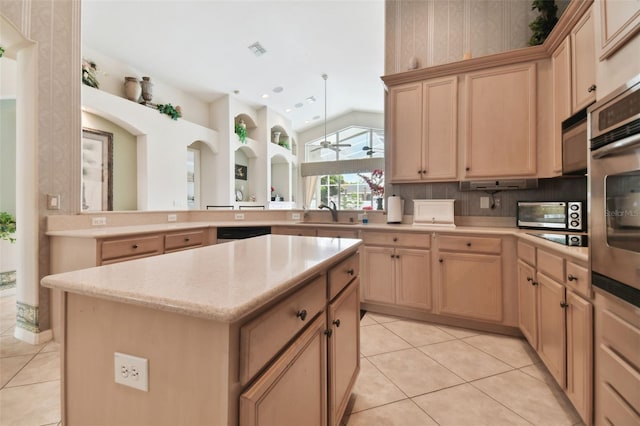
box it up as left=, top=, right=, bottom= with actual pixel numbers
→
left=248, top=41, right=266, bottom=56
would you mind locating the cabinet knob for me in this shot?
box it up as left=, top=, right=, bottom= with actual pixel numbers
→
left=393, top=237, right=398, bottom=242
left=567, top=274, right=577, bottom=281
left=132, top=244, right=139, bottom=249
left=422, top=169, right=427, bottom=174
left=296, top=309, right=307, bottom=321
left=418, top=170, right=423, bottom=175
left=347, top=268, right=355, bottom=276
left=332, top=319, right=341, bottom=327
left=588, top=84, right=596, bottom=93
left=527, top=277, right=533, bottom=282
left=532, top=281, right=539, bottom=286
left=560, top=302, right=569, bottom=308
left=390, top=254, right=395, bottom=259
left=465, top=167, right=470, bottom=171
left=439, top=258, right=443, bottom=263
left=324, top=329, right=333, bottom=337
left=466, top=242, right=472, bottom=247
left=184, top=237, right=190, bottom=242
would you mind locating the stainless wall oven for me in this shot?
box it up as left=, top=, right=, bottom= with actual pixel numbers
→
left=589, top=74, right=640, bottom=304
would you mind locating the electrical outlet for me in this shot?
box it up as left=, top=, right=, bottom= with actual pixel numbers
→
left=235, top=213, right=245, bottom=220
left=167, top=214, right=177, bottom=222
left=114, top=352, right=149, bottom=392
left=494, top=198, right=501, bottom=208
left=91, top=217, right=107, bottom=226
left=291, top=213, right=301, bottom=220
left=480, top=197, right=490, bottom=209
left=47, top=194, right=60, bottom=210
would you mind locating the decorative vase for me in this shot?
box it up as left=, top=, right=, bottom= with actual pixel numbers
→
left=273, top=131, right=281, bottom=144
left=376, top=197, right=383, bottom=210
left=124, top=77, right=141, bottom=102
left=140, top=76, right=153, bottom=102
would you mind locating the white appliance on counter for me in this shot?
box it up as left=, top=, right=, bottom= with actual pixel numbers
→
left=412, top=199, right=456, bottom=228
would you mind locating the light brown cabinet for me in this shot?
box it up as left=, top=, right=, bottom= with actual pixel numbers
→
left=240, top=313, right=328, bottom=426
left=517, top=243, right=592, bottom=425
left=571, top=6, right=596, bottom=112
left=388, top=77, right=457, bottom=182
left=551, top=37, right=572, bottom=175
left=271, top=226, right=317, bottom=237
left=316, top=228, right=359, bottom=239
left=361, top=231, right=431, bottom=310
left=463, top=63, right=537, bottom=178
left=598, top=0, right=640, bottom=60
left=435, top=235, right=503, bottom=322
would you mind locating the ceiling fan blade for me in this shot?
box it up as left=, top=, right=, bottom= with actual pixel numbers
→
left=311, top=146, right=323, bottom=152
left=334, top=143, right=352, bottom=148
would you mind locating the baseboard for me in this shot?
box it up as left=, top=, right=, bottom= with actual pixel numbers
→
left=14, top=326, right=53, bottom=345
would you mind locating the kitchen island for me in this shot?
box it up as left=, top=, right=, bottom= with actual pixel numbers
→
left=41, top=234, right=362, bottom=426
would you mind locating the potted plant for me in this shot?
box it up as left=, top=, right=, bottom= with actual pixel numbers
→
left=156, top=103, right=181, bottom=120
left=0, top=212, right=16, bottom=243
left=528, top=0, right=558, bottom=46
left=235, top=122, right=248, bottom=143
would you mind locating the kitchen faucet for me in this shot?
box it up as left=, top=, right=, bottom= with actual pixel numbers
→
left=318, top=201, right=338, bottom=222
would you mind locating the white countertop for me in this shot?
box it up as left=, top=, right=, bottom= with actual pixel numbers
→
left=41, top=235, right=361, bottom=323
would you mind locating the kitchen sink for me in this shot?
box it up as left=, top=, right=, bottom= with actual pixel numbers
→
left=298, top=221, right=356, bottom=226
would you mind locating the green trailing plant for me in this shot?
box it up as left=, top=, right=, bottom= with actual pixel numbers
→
left=156, top=103, right=180, bottom=120
left=235, top=123, right=248, bottom=143
left=0, top=212, right=16, bottom=243
left=81, top=59, right=99, bottom=89
left=0, top=46, right=5, bottom=58
left=278, top=141, right=290, bottom=150
left=529, top=0, right=558, bottom=46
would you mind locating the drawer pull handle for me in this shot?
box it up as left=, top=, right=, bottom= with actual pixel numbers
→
left=347, top=268, right=355, bottom=276
left=532, top=281, right=539, bottom=286
left=296, top=309, right=307, bottom=321
left=332, top=319, right=341, bottom=327
left=132, top=244, right=139, bottom=249
left=560, top=302, right=569, bottom=308
left=567, top=274, right=577, bottom=281
left=466, top=242, right=472, bottom=247
left=324, top=329, right=333, bottom=337
left=588, top=84, right=596, bottom=93
left=527, top=277, right=533, bottom=282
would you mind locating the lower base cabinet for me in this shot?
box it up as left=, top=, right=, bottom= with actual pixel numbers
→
left=240, top=313, right=328, bottom=426
left=537, top=273, right=567, bottom=385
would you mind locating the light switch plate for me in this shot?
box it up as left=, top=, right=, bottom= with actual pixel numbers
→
left=47, top=194, right=60, bottom=210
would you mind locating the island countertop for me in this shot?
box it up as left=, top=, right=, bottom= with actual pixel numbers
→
left=41, top=234, right=361, bottom=323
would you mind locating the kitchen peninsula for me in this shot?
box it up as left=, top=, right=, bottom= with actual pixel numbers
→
left=41, top=235, right=362, bottom=426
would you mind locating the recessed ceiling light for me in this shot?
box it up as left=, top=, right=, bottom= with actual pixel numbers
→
left=273, top=86, right=284, bottom=93
left=248, top=41, right=266, bottom=56
left=295, top=103, right=304, bottom=108
left=306, top=96, right=316, bottom=103
left=305, top=120, right=310, bottom=124
left=261, top=93, right=269, bottom=99
left=285, top=108, right=293, bottom=113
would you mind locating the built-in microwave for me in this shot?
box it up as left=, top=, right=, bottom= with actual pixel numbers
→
left=562, top=108, right=588, bottom=175
left=517, top=201, right=585, bottom=231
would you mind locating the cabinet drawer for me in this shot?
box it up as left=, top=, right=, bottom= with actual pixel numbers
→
left=599, top=374, right=640, bottom=426
left=328, top=253, right=359, bottom=300
left=316, top=228, right=359, bottom=239
left=566, top=261, right=589, bottom=297
left=164, top=229, right=205, bottom=252
left=239, top=275, right=327, bottom=385
left=100, top=235, right=163, bottom=262
left=517, top=240, right=536, bottom=266
left=361, top=231, right=430, bottom=248
left=599, top=344, right=640, bottom=413
left=438, top=235, right=501, bottom=254
left=601, top=308, right=640, bottom=368
left=537, top=249, right=565, bottom=283
left=272, top=226, right=317, bottom=236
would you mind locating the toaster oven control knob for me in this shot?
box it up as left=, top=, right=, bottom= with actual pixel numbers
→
left=570, top=212, right=579, bottom=219
left=570, top=204, right=579, bottom=211
left=571, top=220, right=580, bottom=227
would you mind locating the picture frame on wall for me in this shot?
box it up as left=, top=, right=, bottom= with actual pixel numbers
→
left=235, top=164, right=247, bottom=180
left=81, top=128, right=113, bottom=211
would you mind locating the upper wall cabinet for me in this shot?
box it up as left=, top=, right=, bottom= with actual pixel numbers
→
left=388, top=77, right=458, bottom=183
left=570, top=6, right=597, bottom=112
left=598, top=0, right=640, bottom=60
left=551, top=38, right=572, bottom=175
left=463, top=63, right=537, bottom=179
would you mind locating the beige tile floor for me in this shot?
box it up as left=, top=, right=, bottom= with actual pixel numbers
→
left=0, top=287, right=582, bottom=426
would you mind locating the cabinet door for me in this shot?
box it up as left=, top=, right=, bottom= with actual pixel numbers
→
left=552, top=37, right=572, bottom=175
left=389, top=82, right=424, bottom=182
left=437, top=252, right=502, bottom=322
left=517, top=260, right=538, bottom=349
left=396, top=248, right=432, bottom=310
left=464, top=63, right=537, bottom=178
left=599, top=0, right=640, bottom=59
left=571, top=7, right=596, bottom=112
left=423, top=77, right=458, bottom=180
left=566, top=290, right=593, bottom=424
left=537, top=273, right=567, bottom=387
left=327, top=279, right=360, bottom=426
left=240, top=313, right=327, bottom=426
left=361, top=246, right=395, bottom=304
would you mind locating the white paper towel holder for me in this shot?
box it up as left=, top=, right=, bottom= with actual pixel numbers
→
left=387, top=194, right=403, bottom=224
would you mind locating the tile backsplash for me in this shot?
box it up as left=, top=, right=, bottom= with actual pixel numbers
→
left=390, top=176, right=587, bottom=217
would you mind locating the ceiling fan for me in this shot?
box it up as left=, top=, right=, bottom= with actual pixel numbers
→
left=311, top=74, right=351, bottom=153
left=362, top=146, right=382, bottom=156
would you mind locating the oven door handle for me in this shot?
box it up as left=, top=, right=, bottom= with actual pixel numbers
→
left=592, top=133, right=640, bottom=159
